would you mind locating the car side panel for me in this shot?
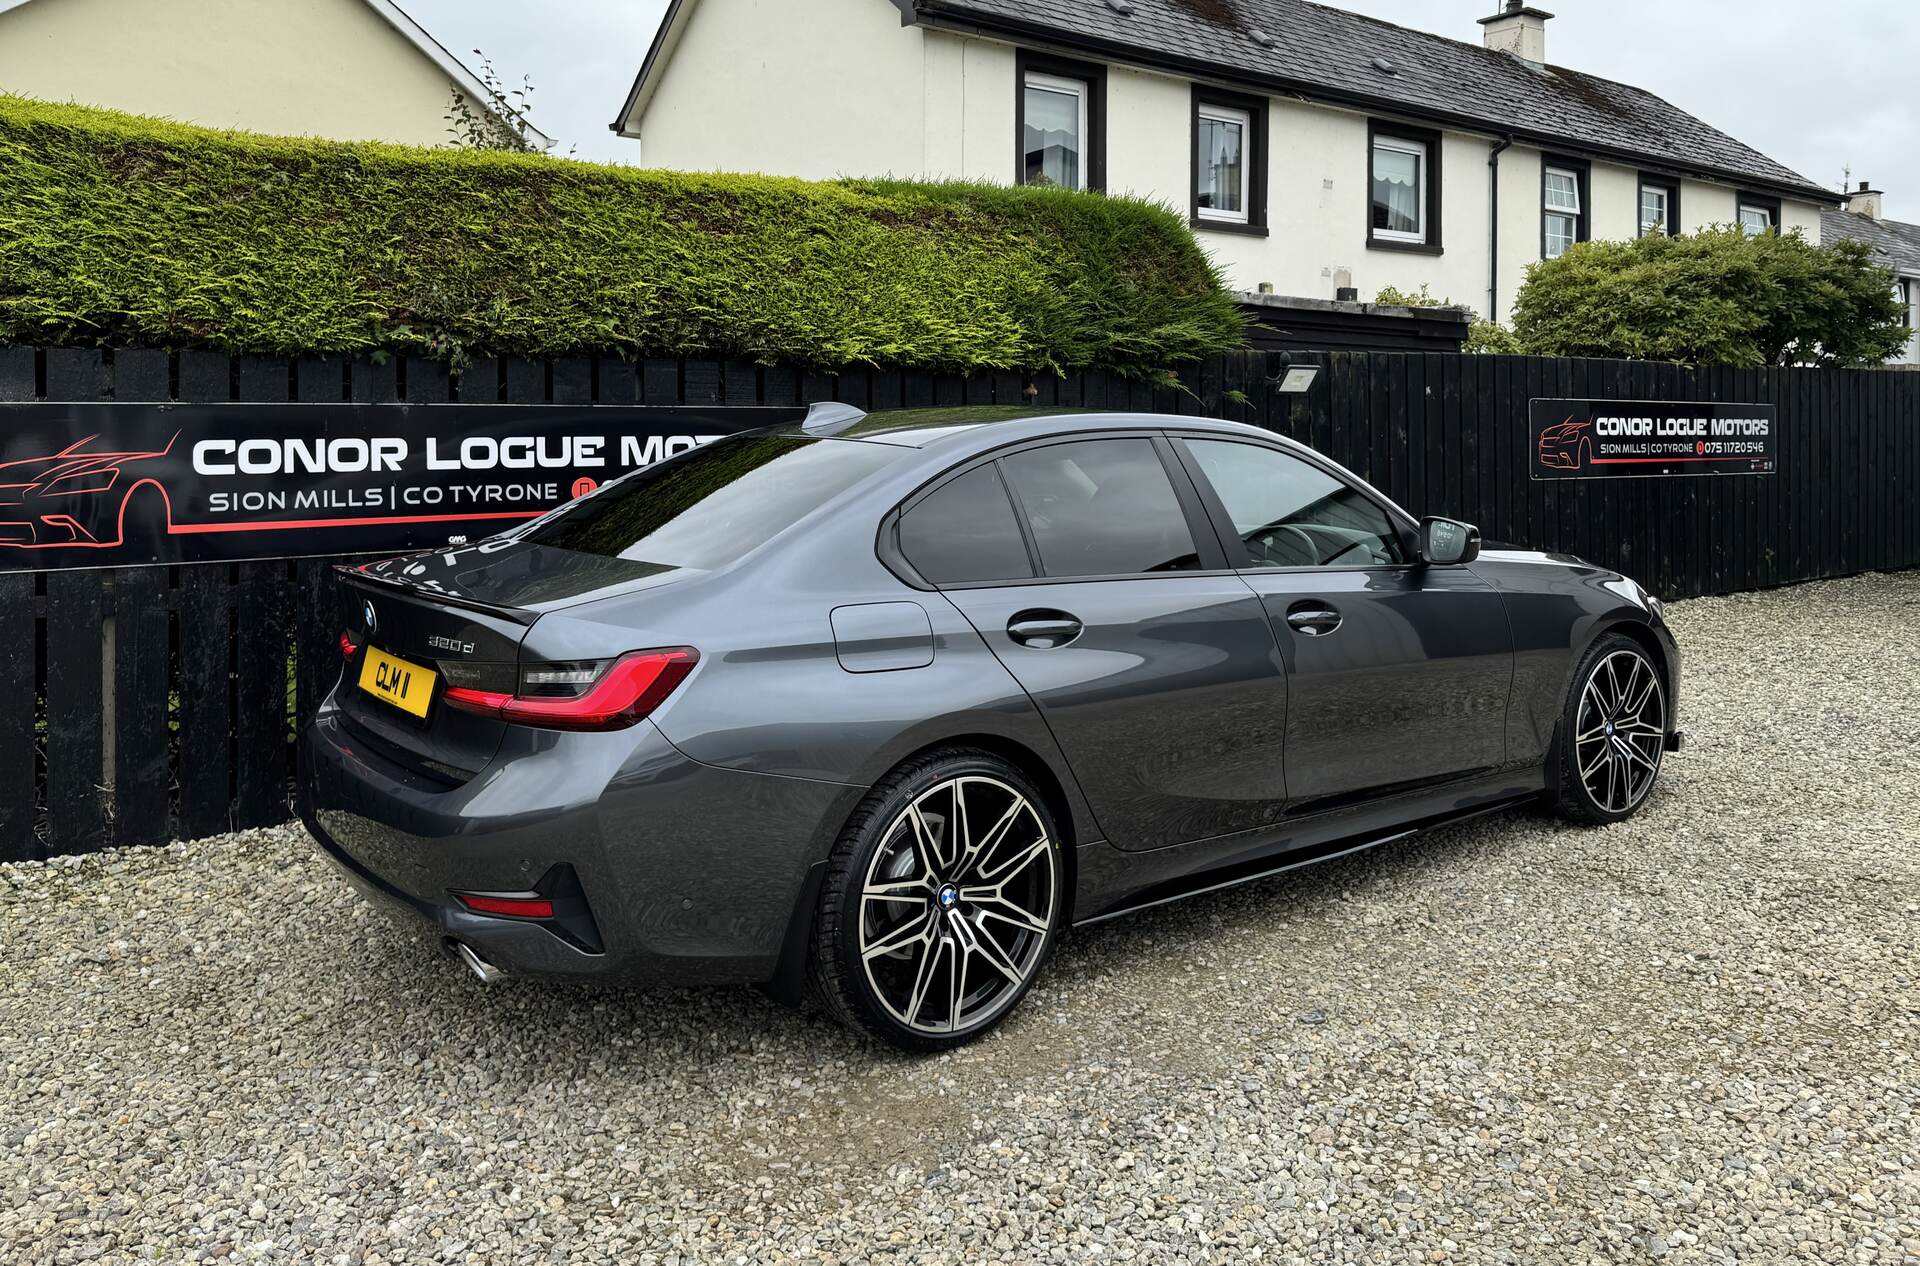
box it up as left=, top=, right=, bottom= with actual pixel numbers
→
left=1466, top=551, right=1672, bottom=764
left=547, top=528, right=1103, bottom=849
left=1071, top=763, right=1549, bottom=924
left=940, top=576, right=1290, bottom=852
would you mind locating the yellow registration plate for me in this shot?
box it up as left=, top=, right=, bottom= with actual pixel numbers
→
left=358, top=646, right=437, bottom=718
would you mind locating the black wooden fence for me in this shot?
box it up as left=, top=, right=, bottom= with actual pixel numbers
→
left=2, top=345, right=1915, bottom=861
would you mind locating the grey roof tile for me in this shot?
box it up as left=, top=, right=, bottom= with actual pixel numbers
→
left=1824, top=209, right=1920, bottom=273
left=910, top=0, right=1832, bottom=198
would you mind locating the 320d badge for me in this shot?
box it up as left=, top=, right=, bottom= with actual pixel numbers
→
left=304, top=406, right=1681, bottom=1051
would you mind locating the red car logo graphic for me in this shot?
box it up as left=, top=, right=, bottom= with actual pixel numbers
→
left=0, top=433, right=176, bottom=549
left=1537, top=418, right=1594, bottom=471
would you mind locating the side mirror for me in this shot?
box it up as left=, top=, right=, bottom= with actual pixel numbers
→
left=1420, top=516, right=1481, bottom=566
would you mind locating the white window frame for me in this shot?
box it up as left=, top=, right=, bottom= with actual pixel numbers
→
left=1738, top=201, right=1775, bottom=236
left=1638, top=183, right=1670, bottom=238
left=1543, top=165, right=1582, bottom=259
left=1904, top=277, right=1920, bottom=363
left=1370, top=135, right=1428, bottom=244
left=1022, top=70, right=1089, bottom=191
left=1195, top=103, right=1252, bottom=224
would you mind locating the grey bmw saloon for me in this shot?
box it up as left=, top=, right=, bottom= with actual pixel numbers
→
left=304, top=405, right=1680, bottom=1051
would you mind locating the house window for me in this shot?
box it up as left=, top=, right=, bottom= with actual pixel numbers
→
left=1016, top=53, right=1105, bottom=192
left=1023, top=73, right=1086, bottom=189
left=1367, top=122, right=1442, bottom=252
left=1543, top=160, right=1588, bottom=259
left=1191, top=87, right=1267, bottom=233
left=1738, top=196, right=1779, bottom=236
left=1902, top=278, right=1915, bottom=328
left=1638, top=178, right=1679, bottom=237
left=1196, top=107, right=1248, bottom=220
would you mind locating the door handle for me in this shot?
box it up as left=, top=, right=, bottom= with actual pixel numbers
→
left=1007, top=611, right=1083, bottom=648
left=1285, top=604, right=1343, bottom=636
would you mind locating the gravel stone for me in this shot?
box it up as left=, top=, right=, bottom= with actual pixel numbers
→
left=3, top=572, right=1917, bottom=1264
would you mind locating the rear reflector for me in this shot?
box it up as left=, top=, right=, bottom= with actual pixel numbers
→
left=338, top=632, right=358, bottom=660
left=455, top=892, right=556, bottom=919
left=443, top=647, right=698, bottom=732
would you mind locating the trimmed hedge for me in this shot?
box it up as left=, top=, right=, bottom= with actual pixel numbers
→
left=0, top=96, right=1246, bottom=374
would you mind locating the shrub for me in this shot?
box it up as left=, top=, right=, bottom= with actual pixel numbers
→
left=0, top=95, right=1246, bottom=374
left=1372, top=285, right=1518, bottom=355
left=1510, top=227, right=1908, bottom=368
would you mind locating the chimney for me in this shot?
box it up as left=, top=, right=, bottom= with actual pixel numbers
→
left=1845, top=180, right=1884, bottom=220
left=1479, top=1, right=1553, bottom=65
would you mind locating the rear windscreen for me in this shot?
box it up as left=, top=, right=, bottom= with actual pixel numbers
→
left=517, top=434, right=899, bottom=569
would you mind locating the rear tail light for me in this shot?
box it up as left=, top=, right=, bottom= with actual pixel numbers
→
left=339, top=631, right=360, bottom=659
left=442, top=647, right=698, bottom=731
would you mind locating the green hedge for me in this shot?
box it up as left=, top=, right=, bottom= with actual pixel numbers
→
left=0, top=96, right=1246, bottom=374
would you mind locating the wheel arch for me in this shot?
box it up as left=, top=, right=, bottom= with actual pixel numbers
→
left=854, top=731, right=1084, bottom=923
left=1603, top=619, right=1674, bottom=703
left=759, top=730, right=1084, bottom=1007
left=1545, top=616, right=1672, bottom=801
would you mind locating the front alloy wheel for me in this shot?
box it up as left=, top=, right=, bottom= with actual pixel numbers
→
left=1555, top=634, right=1668, bottom=823
left=812, top=752, right=1061, bottom=1050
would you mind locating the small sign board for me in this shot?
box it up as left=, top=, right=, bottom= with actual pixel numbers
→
left=1530, top=399, right=1778, bottom=480
left=0, top=402, right=791, bottom=572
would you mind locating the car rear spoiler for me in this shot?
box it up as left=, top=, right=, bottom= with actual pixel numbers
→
left=333, top=562, right=540, bottom=627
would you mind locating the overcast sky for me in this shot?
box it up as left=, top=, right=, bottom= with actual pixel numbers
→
left=403, top=0, right=1919, bottom=219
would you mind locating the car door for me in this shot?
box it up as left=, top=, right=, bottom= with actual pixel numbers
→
left=892, top=435, right=1290, bottom=852
left=1171, top=435, right=1512, bottom=811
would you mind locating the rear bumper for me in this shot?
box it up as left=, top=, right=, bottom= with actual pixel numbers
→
left=302, top=691, right=863, bottom=987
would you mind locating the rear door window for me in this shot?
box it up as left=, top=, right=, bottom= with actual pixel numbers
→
left=999, top=439, right=1202, bottom=577
left=897, top=465, right=1035, bottom=585
left=520, top=434, right=899, bottom=569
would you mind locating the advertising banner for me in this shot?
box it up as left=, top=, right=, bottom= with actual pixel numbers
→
left=1530, top=399, right=1778, bottom=480
left=0, top=402, right=797, bottom=572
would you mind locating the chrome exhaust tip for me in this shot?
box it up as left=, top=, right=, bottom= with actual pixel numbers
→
left=443, top=937, right=506, bottom=984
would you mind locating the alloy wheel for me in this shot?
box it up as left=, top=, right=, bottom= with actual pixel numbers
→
left=1574, top=649, right=1666, bottom=814
left=857, top=775, right=1057, bottom=1035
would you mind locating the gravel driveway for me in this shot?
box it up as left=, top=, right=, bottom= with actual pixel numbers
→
left=4, top=573, right=1917, bottom=1266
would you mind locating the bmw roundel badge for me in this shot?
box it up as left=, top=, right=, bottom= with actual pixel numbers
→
left=363, top=599, right=378, bottom=634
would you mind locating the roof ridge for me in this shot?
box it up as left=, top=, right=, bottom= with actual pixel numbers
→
left=1264, top=0, right=1666, bottom=86
left=1830, top=206, right=1920, bottom=233
left=1271, top=0, right=1814, bottom=181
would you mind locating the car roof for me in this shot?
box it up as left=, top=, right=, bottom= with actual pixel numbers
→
left=788, top=403, right=1281, bottom=449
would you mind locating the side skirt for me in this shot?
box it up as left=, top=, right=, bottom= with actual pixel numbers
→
left=1071, top=769, right=1546, bottom=927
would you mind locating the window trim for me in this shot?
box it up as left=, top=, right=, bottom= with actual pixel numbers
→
left=1190, top=85, right=1268, bottom=236
left=1015, top=50, right=1106, bottom=193
left=1366, top=120, right=1444, bottom=255
left=1737, top=192, right=1781, bottom=236
left=1637, top=175, right=1681, bottom=238
left=1541, top=155, right=1591, bottom=260
left=889, top=461, right=1040, bottom=588
left=1167, top=433, right=1421, bottom=574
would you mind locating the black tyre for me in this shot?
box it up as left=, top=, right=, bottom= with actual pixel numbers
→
left=810, top=748, right=1064, bottom=1052
left=1550, top=633, right=1668, bottom=825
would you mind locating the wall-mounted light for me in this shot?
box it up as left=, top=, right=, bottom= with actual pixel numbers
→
left=1276, top=366, right=1320, bottom=394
